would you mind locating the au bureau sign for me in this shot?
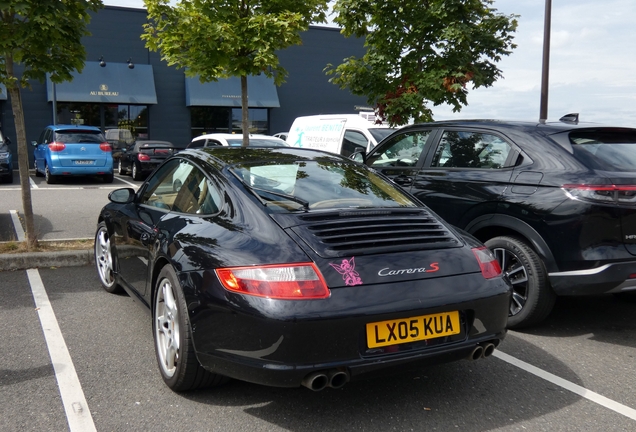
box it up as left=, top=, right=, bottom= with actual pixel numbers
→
left=90, top=84, right=119, bottom=97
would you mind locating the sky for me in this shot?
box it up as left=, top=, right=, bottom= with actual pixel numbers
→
left=104, top=0, right=636, bottom=127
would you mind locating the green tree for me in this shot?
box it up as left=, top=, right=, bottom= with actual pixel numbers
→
left=328, top=0, right=518, bottom=126
left=0, top=0, right=102, bottom=249
left=142, top=0, right=329, bottom=147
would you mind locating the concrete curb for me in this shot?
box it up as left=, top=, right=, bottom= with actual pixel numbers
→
left=0, top=249, right=94, bottom=272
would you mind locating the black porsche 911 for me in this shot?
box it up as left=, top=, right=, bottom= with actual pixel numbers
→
left=94, top=146, right=511, bottom=392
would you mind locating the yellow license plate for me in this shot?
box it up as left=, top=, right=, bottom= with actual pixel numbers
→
left=366, top=311, right=460, bottom=348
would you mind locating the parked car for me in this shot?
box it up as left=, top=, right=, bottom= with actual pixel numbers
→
left=273, top=131, right=289, bottom=140
left=0, top=130, right=12, bottom=184
left=94, top=146, right=511, bottom=392
left=187, top=133, right=288, bottom=148
left=353, top=114, right=636, bottom=328
left=32, top=125, right=113, bottom=184
left=286, top=114, right=395, bottom=157
left=105, top=128, right=135, bottom=161
left=117, top=140, right=178, bottom=180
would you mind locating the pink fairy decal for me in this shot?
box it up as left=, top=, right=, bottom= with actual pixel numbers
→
left=329, top=257, right=363, bottom=286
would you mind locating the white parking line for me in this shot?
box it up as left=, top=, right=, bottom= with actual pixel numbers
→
left=494, top=350, right=636, bottom=421
left=9, top=209, right=25, bottom=241
left=27, top=269, right=97, bottom=432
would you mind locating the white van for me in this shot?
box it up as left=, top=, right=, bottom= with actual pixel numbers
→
left=286, top=114, right=395, bottom=157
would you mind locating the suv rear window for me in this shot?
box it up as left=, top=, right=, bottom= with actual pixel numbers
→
left=569, top=129, right=636, bottom=171
left=54, top=130, right=104, bottom=144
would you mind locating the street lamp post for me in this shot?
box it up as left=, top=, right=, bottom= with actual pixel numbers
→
left=539, top=0, right=552, bottom=121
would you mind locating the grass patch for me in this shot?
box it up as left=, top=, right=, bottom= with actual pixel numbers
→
left=0, top=239, right=93, bottom=254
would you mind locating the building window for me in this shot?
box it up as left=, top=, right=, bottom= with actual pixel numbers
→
left=56, top=103, right=149, bottom=140
left=190, top=107, right=269, bottom=138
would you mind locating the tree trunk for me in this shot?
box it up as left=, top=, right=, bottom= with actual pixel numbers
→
left=241, top=75, right=249, bottom=147
left=5, top=55, right=38, bottom=250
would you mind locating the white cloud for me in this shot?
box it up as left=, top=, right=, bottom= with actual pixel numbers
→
left=434, top=0, right=636, bottom=126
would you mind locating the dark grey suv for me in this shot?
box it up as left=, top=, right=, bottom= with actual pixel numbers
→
left=354, top=115, right=636, bottom=328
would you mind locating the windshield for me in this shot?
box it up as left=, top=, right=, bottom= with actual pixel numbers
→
left=230, top=159, right=417, bottom=212
left=368, top=128, right=396, bottom=144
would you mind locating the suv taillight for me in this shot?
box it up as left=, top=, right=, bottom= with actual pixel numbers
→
left=138, top=153, right=151, bottom=161
left=472, top=247, right=502, bottom=279
left=99, top=142, right=112, bottom=152
left=48, top=142, right=66, bottom=152
left=562, top=184, right=636, bottom=205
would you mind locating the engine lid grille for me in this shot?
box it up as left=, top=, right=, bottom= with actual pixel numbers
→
left=290, top=208, right=461, bottom=258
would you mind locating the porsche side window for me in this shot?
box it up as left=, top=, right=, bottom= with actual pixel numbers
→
left=172, top=164, right=222, bottom=214
left=368, top=131, right=430, bottom=168
left=431, top=131, right=512, bottom=169
left=140, top=159, right=182, bottom=211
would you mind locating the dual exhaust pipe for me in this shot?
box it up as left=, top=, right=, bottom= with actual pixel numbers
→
left=467, top=341, right=497, bottom=361
left=301, top=369, right=349, bottom=391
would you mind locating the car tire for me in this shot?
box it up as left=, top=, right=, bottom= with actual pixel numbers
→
left=132, top=162, right=143, bottom=181
left=153, top=265, right=227, bottom=392
left=485, top=236, right=556, bottom=329
left=118, top=160, right=125, bottom=175
left=34, top=162, right=44, bottom=177
left=94, top=221, right=122, bottom=294
left=45, top=164, right=57, bottom=184
left=103, top=173, right=114, bottom=183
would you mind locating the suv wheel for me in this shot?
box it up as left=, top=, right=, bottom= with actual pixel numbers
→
left=118, top=160, right=125, bottom=175
left=485, top=236, right=556, bottom=329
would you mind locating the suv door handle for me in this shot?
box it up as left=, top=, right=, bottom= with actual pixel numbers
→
left=393, top=175, right=413, bottom=186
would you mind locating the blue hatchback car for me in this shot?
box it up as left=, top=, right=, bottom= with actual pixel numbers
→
left=32, top=125, right=114, bottom=184
left=0, top=129, right=12, bottom=184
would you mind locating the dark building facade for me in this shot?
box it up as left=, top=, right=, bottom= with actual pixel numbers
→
left=0, top=6, right=367, bottom=166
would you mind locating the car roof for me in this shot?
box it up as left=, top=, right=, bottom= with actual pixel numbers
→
left=48, top=124, right=102, bottom=132
left=178, top=145, right=349, bottom=166
left=397, top=119, right=636, bottom=135
left=192, top=133, right=282, bottom=141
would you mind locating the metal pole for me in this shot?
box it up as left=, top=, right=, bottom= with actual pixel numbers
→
left=52, top=79, right=58, bottom=125
left=539, top=0, right=552, bottom=121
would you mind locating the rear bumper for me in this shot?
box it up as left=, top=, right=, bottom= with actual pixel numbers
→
left=48, top=164, right=113, bottom=175
left=549, top=260, right=636, bottom=295
left=186, top=270, right=511, bottom=388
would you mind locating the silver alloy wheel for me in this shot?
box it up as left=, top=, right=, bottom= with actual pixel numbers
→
left=132, top=163, right=138, bottom=179
left=155, top=277, right=180, bottom=378
left=118, top=159, right=124, bottom=174
left=95, top=226, right=115, bottom=287
left=491, top=246, right=529, bottom=316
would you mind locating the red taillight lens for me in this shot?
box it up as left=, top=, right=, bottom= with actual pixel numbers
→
left=562, top=184, right=636, bottom=205
left=138, top=153, right=151, bottom=161
left=215, top=263, right=330, bottom=299
left=472, top=247, right=502, bottom=279
left=99, top=142, right=112, bottom=152
left=48, top=142, right=66, bottom=152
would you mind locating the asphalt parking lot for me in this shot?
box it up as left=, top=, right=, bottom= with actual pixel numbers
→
left=1, top=171, right=636, bottom=431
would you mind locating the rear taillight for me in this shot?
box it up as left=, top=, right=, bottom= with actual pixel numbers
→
left=48, top=142, right=66, bottom=152
left=215, top=263, right=330, bottom=299
left=562, top=184, right=636, bottom=205
left=472, top=247, right=502, bottom=279
left=138, top=153, right=151, bottom=161
left=99, top=142, right=112, bottom=152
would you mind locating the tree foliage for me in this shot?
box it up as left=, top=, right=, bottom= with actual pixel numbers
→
left=0, top=0, right=102, bottom=249
left=328, top=0, right=518, bottom=126
left=142, top=0, right=329, bottom=146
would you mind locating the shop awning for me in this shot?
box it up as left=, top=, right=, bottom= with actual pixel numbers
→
left=185, top=74, right=280, bottom=108
left=47, top=61, right=158, bottom=104
left=0, top=84, right=6, bottom=100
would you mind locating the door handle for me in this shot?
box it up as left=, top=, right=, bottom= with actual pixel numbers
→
left=393, top=175, right=413, bottom=186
